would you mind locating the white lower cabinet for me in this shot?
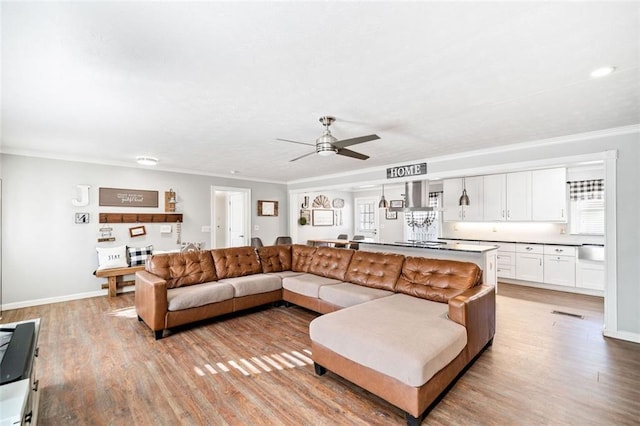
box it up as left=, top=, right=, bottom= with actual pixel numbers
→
left=543, top=245, right=576, bottom=286
left=515, top=244, right=543, bottom=282
left=495, top=242, right=516, bottom=279
left=576, top=260, right=604, bottom=290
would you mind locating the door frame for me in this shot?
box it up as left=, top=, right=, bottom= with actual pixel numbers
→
left=211, top=186, right=251, bottom=248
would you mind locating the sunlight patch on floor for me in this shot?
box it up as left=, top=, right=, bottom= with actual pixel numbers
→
left=194, top=348, right=313, bottom=378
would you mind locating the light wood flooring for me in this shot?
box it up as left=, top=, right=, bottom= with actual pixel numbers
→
left=2, top=283, right=639, bottom=425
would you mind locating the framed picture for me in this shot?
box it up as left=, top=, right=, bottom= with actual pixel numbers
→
left=385, top=210, right=398, bottom=220
left=258, top=200, right=278, bottom=216
left=75, top=212, right=90, bottom=224
left=312, top=209, right=334, bottom=226
left=389, top=200, right=404, bottom=208
left=129, top=225, right=147, bottom=238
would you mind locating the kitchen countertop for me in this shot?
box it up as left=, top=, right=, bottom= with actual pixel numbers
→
left=439, top=237, right=604, bottom=247
left=360, top=241, right=498, bottom=253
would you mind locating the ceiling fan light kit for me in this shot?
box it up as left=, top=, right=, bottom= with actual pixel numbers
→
left=277, top=115, right=380, bottom=162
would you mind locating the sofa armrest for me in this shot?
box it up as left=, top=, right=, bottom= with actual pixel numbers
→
left=448, top=285, right=496, bottom=359
left=135, top=270, right=169, bottom=331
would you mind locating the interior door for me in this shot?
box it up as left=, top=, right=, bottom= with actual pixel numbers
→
left=354, top=197, right=379, bottom=241
left=211, top=186, right=251, bottom=248
left=228, top=192, right=247, bottom=247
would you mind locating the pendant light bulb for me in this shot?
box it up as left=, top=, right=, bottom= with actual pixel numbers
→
left=459, top=178, right=470, bottom=206
left=379, top=184, right=389, bottom=208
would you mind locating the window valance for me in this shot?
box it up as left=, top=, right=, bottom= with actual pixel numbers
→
left=568, top=179, right=604, bottom=201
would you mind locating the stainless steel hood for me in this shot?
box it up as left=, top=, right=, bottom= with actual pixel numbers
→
left=389, top=180, right=435, bottom=212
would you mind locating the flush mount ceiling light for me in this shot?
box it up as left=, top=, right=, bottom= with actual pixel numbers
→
left=590, top=66, right=616, bottom=78
left=136, top=156, right=158, bottom=166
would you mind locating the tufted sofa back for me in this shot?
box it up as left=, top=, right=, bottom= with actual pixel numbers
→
left=291, top=244, right=317, bottom=272
left=212, top=246, right=262, bottom=279
left=257, top=245, right=292, bottom=273
left=395, top=257, right=482, bottom=303
left=146, top=251, right=217, bottom=289
left=308, top=246, right=354, bottom=281
left=344, top=251, right=405, bottom=291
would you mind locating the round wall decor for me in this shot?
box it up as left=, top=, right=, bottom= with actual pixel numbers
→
left=332, top=198, right=345, bottom=208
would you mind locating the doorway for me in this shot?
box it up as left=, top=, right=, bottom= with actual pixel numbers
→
left=353, top=196, right=380, bottom=241
left=211, top=186, right=251, bottom=248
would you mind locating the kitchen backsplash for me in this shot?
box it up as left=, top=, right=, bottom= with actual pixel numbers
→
left=441, top=221, right=605, bottom=245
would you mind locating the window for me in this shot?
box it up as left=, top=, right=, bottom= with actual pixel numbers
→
left=568, top=180, right=604, bottom=235
left=405, top=192, right=442, bottom=241
left=358, top=202, right=375, bottom=231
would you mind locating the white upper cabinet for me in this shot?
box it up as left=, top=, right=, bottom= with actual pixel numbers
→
left=506, top=171, right=532, bottom=221
left=483, top=172, right=532, bottom=221
left=483, top=174, right=506, bottom=221
left=443, top=176, right=483, bottom=221
left=532, top=168, right=567, bottom=222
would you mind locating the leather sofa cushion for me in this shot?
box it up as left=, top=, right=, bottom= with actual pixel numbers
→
left=395, top=257, right=482, bottom=303
left=309, top=294, right=467, bottom=387
left=282, top=273, right=342, bottom=298
left=212, top=246, right=262, bottom=280
left=318, top=283, right=394, bottom=308
left=308, top=247, right=354, bottom=281
left=344, top=251, right=404, bottom=291
left=146, top=251, right=217, bottom=289
left=167, top=281, right=234, bottom=311
left=257, top=245, right=292, bottom=273
left=219, top=274, right=282, bottom=298
left=291, top=244, right=316, bottom=272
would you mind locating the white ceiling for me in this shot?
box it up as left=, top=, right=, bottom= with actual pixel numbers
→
left=2, top=1, right=638, bottom=183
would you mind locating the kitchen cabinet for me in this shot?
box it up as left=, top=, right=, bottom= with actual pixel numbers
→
left=515, top=243, right=543, bottom=282
left=532, top=168, right=567, bottom=222
left=443, top=177, right=483, bottom=222
left=494, top=242, right=516, bottom=279
left=483, top=172, right=532, bottom=221
left=543, top=245, right=576, bottom=286
left=576, top=260, right=604, bottom=290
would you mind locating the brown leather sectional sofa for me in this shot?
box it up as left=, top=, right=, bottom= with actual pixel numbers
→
left=135, top=244, right=495, bottom=425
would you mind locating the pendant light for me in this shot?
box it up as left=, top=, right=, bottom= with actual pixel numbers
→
left=459, top=178, right=470, bottom=206
left=378, top=184, right=389, bottom=208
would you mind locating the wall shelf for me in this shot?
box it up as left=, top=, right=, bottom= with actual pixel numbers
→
left=99, top=213, right=183, bottom=223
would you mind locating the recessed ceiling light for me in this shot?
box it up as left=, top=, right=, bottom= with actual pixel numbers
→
left=358, top=184, right=375, bottom=189
left=136, top=156, right=158, bottom=166
left=230, top=170, right=240, bottom=174
left=590, top=66, right=616, bottom=78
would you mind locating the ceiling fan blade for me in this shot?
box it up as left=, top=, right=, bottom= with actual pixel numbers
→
left=332, top=134, right=380, bottom=149
left=337, top=147, right=369, bottom=160
left=276, top=138, right=315, bottom=147
left=289, top=151, right=317, bottom=162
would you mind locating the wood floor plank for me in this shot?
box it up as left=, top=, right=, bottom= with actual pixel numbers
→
left=1, top=283, right=638, bottom=425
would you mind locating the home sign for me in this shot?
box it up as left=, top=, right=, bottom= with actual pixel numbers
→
left=386, top=162, right=427, bottom=179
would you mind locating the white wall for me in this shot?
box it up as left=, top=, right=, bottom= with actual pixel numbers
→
left=288, top=129, right=640, bottom=338
left=0, top=155, right=288, bottom=306
left=294, top=190, right=353, bottom=243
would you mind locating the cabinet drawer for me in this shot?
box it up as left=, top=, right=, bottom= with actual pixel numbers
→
left=515, top=243, right=543, bottom=255
left=497, top=265, right=515, bottom=279
left=543, top=245, right=576, bottom=256
left=494, top=242, right=516, bottom=252
left=497, top=252, right=515, bottom=266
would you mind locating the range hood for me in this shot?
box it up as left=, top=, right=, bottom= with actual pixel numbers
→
left=389, top=180, right=435, bottom=212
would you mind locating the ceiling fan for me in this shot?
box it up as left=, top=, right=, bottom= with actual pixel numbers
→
left=277, top=116, right=380, bottom=162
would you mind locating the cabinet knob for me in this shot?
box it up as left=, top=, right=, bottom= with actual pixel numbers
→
left=555, top=248, right=563, bottom=253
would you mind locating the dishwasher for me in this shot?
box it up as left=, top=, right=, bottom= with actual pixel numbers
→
left=576, top=245, right=605, bottom=290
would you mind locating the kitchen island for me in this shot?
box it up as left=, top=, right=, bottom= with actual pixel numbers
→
left=359, top=241, right=498, bottom=287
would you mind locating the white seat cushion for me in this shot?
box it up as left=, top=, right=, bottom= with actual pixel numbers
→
left=282, top=273, right=342, bottom=298
left=167, top=282, right=234, bottom=311
left=318, top=283, right=394, bottom=308
left=310, top=294, right=467, bottom=387
left=266, top=271, right=306, bottom=279
left=219, top=274, right=282, bottom=297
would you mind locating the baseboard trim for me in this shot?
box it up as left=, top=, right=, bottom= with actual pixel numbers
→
left=1, top=285, right=135, bottom=311
left=603, top=329, right=640, bottom=344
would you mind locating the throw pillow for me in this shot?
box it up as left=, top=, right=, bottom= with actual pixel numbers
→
left=96, top=245, right=128, bottom=271
left=128, top=245, right=153, bottom=266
